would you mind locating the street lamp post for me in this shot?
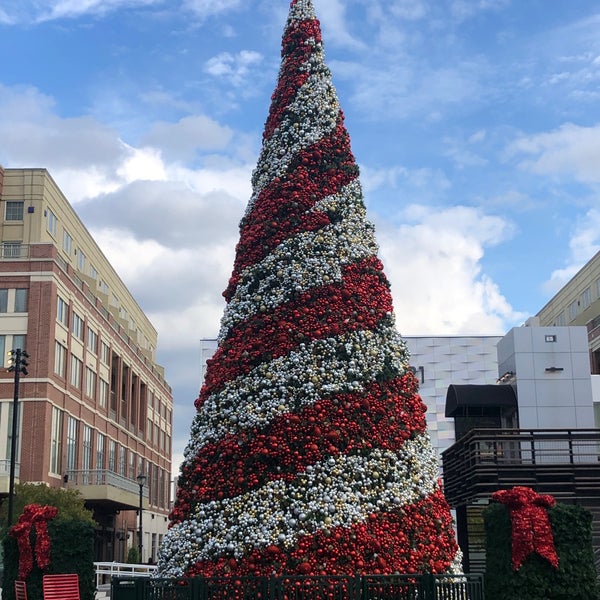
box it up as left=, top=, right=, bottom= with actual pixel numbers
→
left=7, top=348, right=29, bottom=529
left=136, top=473, right=147, bottom=562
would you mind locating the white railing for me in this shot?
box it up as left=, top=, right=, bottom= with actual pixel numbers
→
left=94, top=562, right=158, bottom=587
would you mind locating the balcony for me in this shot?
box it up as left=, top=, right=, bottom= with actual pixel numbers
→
left=65, top=469, right=149, bottom=511
left=442, top=428, right=600, bottom=507
left=0, top=458, right=19, bottom=495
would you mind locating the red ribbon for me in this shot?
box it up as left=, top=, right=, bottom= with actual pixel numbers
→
left=10, top=504, right=58, bottom=579
left=493, top=486, right=559, bottom=571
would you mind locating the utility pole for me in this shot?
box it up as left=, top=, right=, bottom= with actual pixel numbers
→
left=7, top=348, right=29, bottom=528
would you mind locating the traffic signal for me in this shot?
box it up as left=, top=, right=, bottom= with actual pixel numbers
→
left=8, top=349, right=29, bottom=375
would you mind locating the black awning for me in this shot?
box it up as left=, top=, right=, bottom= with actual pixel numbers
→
left=445, top=384, right=517, bottom=417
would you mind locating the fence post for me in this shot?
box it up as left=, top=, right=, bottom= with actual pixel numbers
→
left=421, top=573, right=436, bottom=600
left=269, top=574, right=276, bottom=600
left=354, top=574, right=361, bottom=600
left=191, top=576, right=203, bottom=600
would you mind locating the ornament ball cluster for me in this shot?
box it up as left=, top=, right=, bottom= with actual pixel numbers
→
left=158, top=0, right=460, bottom=579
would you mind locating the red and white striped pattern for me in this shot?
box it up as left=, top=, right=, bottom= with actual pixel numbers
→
left=158, top=0, right=459, bottom=578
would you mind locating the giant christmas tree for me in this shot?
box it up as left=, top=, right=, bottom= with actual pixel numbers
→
left=158, top=0, right=459, bottom=578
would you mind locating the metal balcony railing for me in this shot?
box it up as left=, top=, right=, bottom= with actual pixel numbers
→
left=65, top=469, right=148, bottom=496
left=0, top=458, right=19, bottom=477
left=442, top=428, right=600, bottom=506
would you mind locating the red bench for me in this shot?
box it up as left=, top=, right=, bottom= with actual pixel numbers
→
left=42, top=574, right=80, bottom=600
left=14, top=580, right=28, bottom=600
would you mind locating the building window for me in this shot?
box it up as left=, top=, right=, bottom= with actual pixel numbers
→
left=82, top=425, right=93, bottom=472
left=96, top=432, right=105, bottom=470
left=119, top=446, right=126, bottom=476
left=555, top=312, right=566, bottom=326
left=128, top=452, right=135, bottom=480
left=46, top=208, right=57, bottom=236
left=108, top=440, right=116, bottom=472
left=151, top=533, right=157, bottom=561
left=100, top=341, right=110, bottom=364
left=2, top=242, right=22, bottom=258
left=72, top=312, right=84, bottom=341
left=66, top=416, right=78, bottom=471
left=90, top=264, right=98, bottom=280
left=99, top=377, right=109, bottom=409
left=63, top=229, right=73, bottom=255
left=0, top=292, right=27, bottom=317
left=13, top=334, right=26, bottom=352
left=582, top=287, right=592, bottom=310
left=85, top=367, right=96, bottom=399
left=0, top=335, right=5, bottom=367
left=54, top=342, right=67, bottom=377
left=50, top=407, right=63, bottom=475
left=99, top=280, right=108, bottom=294
left=87, top=328, right=98, bottom=354
left=77, top=249, right=86, bottom=272
left=568, top=299, right=579, bottom=321
left=5, top=201, right=24, bottom=221
left=70, top=355, right=82, bottom=388
left=14, top=289, right=27, bottom=313
left=57, top=296, right=68, bottom=326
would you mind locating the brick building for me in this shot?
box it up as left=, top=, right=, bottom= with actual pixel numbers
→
left=0, top=167, right=172, bottom=562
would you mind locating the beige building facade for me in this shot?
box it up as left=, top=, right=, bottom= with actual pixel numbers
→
left=537, top=251, right=600, bottom=374
left=0, top=167, right=172, bottom=562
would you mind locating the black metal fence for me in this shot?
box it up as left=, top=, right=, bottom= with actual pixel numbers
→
left=112, top=574, right=484, bottom=600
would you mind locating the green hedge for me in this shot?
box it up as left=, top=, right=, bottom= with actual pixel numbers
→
left=2, top=518, right=95, bottom=600
left=484, top=502, right=598, bottom=600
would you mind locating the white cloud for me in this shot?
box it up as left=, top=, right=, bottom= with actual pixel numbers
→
left=375, top=205, right=524, bottom=335
left=508, top=123, right=600, bottom=183
left=0, top=84, right=130, bottom=175
left=342, top=60, right=485, bottom=121
left=204, top=51, right=264, bottom=87
left=142, top=116, right=234, bottom=163
left=360, top=164, right=451, bottom=204
left=544, top=208, right=600, bottom=294
left=40, top=0, right=159, bottom=21
left=450, top=0, right=510, bottom=22
left=0, top=7, right=13, bottom=24
left=183, top=0, right=242, bottom=20
left=389, top=0, right=428, bottom=20
left=316, top=0, right=366, bottom=50
left=117, top=147, right=167, bottom=183
left=443, top=136, right=488, bottom=169
left=0, top=0, right=161, bottom=23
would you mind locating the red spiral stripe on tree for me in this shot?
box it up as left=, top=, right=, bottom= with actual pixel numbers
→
left=173, top=375, right=425, bottom=522
left=264, top=19, right=323, bottom=140
left=186, top=488, right=458, bottom=579
left=201, top=256, right=392, bottom=405
left=225, top=118, right=358, bottom=302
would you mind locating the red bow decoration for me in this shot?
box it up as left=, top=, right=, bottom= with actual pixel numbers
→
left=493, top=486, right=559, bottom=571
left=10, top=503, right=59, bottom=579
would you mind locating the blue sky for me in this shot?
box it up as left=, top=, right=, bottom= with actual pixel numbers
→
left=1, top=0, right=600, bottom=468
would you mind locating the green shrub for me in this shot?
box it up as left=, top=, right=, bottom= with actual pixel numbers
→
left=127, top=545, right=140, bottom=564
left=1, top=485, right=95, bottom=600
left=484, top=502, right=598, bottom=600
